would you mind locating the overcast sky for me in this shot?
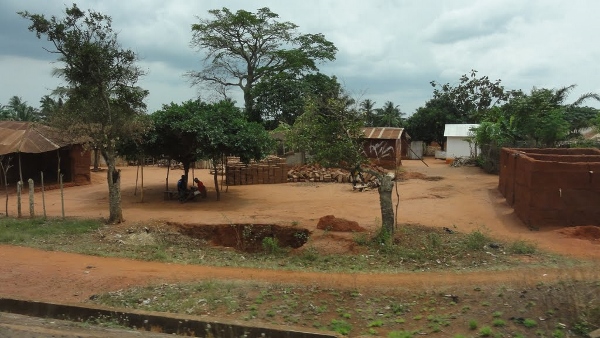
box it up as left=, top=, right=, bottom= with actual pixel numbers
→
left=1, top=0, right=599, bottom=116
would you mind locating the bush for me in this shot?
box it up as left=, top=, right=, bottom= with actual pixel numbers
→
left=463, top=230, right=488, bottom=251
left=508, top=240, right=537, bottom=254
left=261, top=237, right=280, bottom=254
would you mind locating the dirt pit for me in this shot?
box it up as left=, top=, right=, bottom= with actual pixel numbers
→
left=167, top=222, right=310, bottom=252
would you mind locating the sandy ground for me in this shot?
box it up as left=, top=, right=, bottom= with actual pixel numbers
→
left=1, top=158, right=599, bottom=306
left=5, top=157, right=598, bottom=257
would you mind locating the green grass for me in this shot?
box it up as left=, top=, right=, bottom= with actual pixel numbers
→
left=0, top=217, right=575, bottom=274
left=329, top=319, right=352, bottom=335
left=0, top=217, right=101, bottom=243
left=508, top=240, right=537, bottom=254
left=523, top=318, right=537, bottom=328
left=478, top=326, right=492, bottom=336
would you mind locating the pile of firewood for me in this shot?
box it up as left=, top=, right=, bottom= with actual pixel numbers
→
left=286, top=164, right=387, bottom=184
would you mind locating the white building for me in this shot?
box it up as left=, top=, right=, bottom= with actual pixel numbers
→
left=443, top=124, right=480, bottom=159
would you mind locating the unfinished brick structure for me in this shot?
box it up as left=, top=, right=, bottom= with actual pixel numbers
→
left=226, top=157, right=288, bottom=185
left=499, top=148, right=600, bottom=228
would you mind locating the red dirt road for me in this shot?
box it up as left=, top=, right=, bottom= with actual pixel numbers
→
left=1, top=159, right=599, bottom=304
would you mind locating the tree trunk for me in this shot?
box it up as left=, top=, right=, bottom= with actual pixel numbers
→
left=105, top=155, right=123, bottom=224
left=93, top=148, right=100, bottom=171
left=243, top=86, right=260, bottom=123
left=212, top=158, right=220, bottom=201
left=182, top=160, right=191, bottom=188
left=378, top=174, right=395, bottom=235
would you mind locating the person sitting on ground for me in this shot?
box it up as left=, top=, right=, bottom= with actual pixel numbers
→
left=177, top=175, right=187, bottom=200
left=193, top=177, right=207, bottom=198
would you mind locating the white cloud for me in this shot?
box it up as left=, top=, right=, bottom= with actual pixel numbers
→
left=1, top=0, right=599, bottom=115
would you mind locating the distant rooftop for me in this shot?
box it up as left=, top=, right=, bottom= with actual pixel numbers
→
left=443, top=124, right=479, bottom=137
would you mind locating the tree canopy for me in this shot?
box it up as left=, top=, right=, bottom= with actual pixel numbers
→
left=0, top=96, right=41, bottom=122
left=188, top=7, right=337, bottom=123
left=20, top=4, right=148, bottom=223
left=149, top=99, right=274, bottom=200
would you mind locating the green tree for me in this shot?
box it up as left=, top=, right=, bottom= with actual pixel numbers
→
left=20, top=4, right=148, bottom=223
left=405, top=96, right=462, bottom=149
left=149, top=100, right=208, bottom=187
left=38, top=95, right=63, bottom=122
left=286, top=91, right=364, bottom=168
left=253, top=72, right=342, bottom=129
left=359, top=99, right=377, bottom=127
left=150, top=99, right=274, bottom=201
left=374, top=101, right=404, bottom=127
left=188, top=7, right=337, bottom=123
left=430, top=69, right=509, bottom=122
left=194, top=100, right=274, bottom=200
left=1, top=96, right=40, bottom=121
left=564, top=106, right=599, bottom=136
left=508, top=86, right=599, bottom=147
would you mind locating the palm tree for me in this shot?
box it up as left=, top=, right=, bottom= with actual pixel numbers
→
left=360, top=99, right=377, bottom=127
left=375, top=101, right=405, bottom=127
left=39, top=95, right=63, bottom=122
left=3, top=96, right=40, bottom=122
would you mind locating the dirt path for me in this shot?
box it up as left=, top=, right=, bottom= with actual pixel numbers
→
left=1, top=159, right=599, bottom=304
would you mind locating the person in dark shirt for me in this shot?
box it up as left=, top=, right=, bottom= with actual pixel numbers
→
left=177, top=175, right=187, bottom=201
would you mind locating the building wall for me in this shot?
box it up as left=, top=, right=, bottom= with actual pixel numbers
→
left=70, top=144, right=91, bottom=184
left=362, top=139, right=399, bottom=168
left=445, top=137, right=478, bottom=159
left=499, top=147, right=600, bottom=228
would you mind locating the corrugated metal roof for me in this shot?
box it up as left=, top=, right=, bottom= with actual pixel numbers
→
left=0, top=121, right=70, bottom=155
left=362, top=127, right=406, bottom=140
left=443, top=124, right=480, bottom=137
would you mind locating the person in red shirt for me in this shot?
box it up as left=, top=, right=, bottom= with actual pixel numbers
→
left=193, top=178, right=207, bottom=198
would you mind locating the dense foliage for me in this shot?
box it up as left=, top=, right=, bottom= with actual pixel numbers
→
left=20, top=4, right=148, bottom=223
left=148, top=99, right=274, bottom=200
left=188, top=7, right=337, bottom=124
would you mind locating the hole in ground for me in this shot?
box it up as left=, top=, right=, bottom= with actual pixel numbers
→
left=166, top=222, right=311, bottom=253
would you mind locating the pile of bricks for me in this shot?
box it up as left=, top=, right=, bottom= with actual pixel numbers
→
left=225, top=156, right=288, bottom=185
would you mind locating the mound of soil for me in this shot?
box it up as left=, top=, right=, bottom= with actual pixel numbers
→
left=557, top=225, right=600, bottom=243
left=317, top=215, right=367, bottom=232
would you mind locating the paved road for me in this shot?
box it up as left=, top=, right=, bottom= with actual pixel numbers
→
left=0, top=312, right=174, bottom=338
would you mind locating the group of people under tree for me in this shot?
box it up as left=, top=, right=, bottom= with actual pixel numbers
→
left=177, top=175, right=207, bottom=202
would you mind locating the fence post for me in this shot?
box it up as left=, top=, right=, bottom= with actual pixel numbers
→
left=60, top=174, right=65, bottom=219
left=41, top=172, right=46, bottom=219
left=17, top=181, right=22, bottom=218
left=28, top=178, right=34, bottom=217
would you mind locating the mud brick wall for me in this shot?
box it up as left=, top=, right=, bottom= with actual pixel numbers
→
left=499, top=148, right=600, bottom=228
left=70, top=144, right=91, bottom=184
left=226, top=157, right=288, bottom=185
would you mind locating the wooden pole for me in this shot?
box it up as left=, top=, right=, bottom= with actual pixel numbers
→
left=140, top=160, right=144, bottom=203
left=28, top=178, right=34, bottom=218
left=134, top=163, right=139, bottom=196
left=18, top=153, right=23, bottom=183
left=166, top=158, right=171, bottom=191
left=41, top=172, right=46, bottom=219
left=17, top=181, right=22, bottom=218
left=60, top=173, right=64, bottom=219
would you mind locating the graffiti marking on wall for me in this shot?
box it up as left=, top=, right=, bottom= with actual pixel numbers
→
left=366, top=141, right=394, bottom=159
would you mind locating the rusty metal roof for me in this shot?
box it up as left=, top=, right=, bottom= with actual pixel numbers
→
left=0, top=121, right=70, bottom=155
left=362, top=127, right=408, bottom=140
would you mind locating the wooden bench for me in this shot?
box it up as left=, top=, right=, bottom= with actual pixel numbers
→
left=164, top=191, right=177, bottom=200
